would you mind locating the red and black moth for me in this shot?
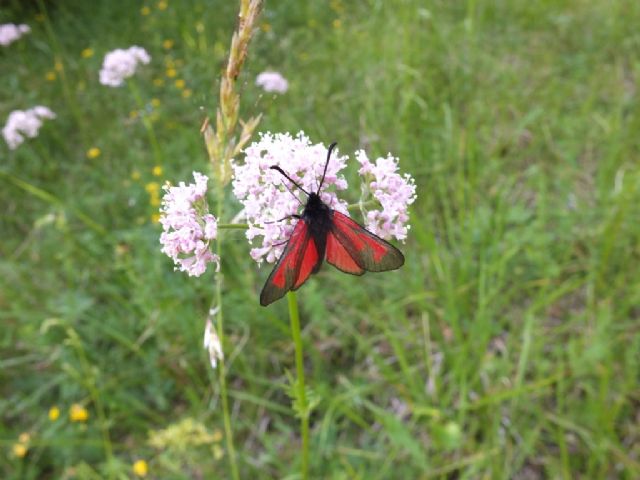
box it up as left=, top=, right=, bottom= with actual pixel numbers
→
left=260, top=142, right=405, bottom=306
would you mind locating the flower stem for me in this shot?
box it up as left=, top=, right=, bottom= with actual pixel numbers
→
left=218, top=223, right=249, bottom=229
left=287, top=291, right=309, bottom=479
left=214, top=188, right=241, bottom=480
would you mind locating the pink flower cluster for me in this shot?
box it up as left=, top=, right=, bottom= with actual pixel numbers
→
left=2, top=106, right=56, bottom=150
left=0, top=23, right=30, bottom=46
left=255, top=71, right=288, bottom=94
left=356, top=150, right=416, bottom=241
left=159, top=172, right=220, bottom=277
left=232, top=132, right=416, bottom=264
left=99, top=46, right=151, bottom=87
left=232, top=132, right=349, bottom=264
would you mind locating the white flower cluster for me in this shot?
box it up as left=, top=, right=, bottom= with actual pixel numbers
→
left=355, top=150, right=417, bottom=241
left=2, top=106, right=56, bottom=150
left=159, top=172, right=220, bottom=277
left=99, top=46, right=151, bottom=87
left=0, top=23, right=30, bottom=47
left=232, top=132, right=349, bottom=264
left=255, top=71, right=288, bottom=94
left=232, top=132, right=416, bottom=264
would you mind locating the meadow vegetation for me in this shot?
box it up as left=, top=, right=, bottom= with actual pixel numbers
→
left=1, top=0, right=639, bottom=478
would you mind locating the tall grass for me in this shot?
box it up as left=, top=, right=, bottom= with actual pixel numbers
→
left=1, top=0, right=639, bottom=478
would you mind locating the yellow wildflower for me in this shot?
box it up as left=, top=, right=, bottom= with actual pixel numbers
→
left=129, top=110, right=139, bottom=119
left=182, top=89, right=192, bottom=99
left=49, top=406, right=60, bottom=421
left=86, top=147, right=101, bottom=159
left=145, top=182, right=160, bottom=194
left=133, top=459, right=149, bottom=477
left=18, top=433, right=30, bottom=444
left=13, top=443, right=28, bottom=458
left=166, top=67, right=177, bottom=78
left=157, top=0, right=168, bottom=10
left=261, top=22, right=272, bottom=33
left=69, top=403, right=89, bottom=422
left=81, top=48, right=94, bottom=58
left=45, top=71, right=56, bottom=81
left=54, top=60, right=63, bottom=72
left=152, top=165, right=163, bottom=176
left=131, top=170, right=141, bottom=181
left=174, top=79, right=185, bottom=89
left=150, top=213, right=161, bottom=223
left=153, top=78, right=165, bottom=87
left=162, top=39, right=174, bottom=50
left=151, top=98, right=161, bottom=108
left=140, top=6, right=151, bottom=15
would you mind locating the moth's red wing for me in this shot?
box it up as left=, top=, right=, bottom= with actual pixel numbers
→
left=260, top=220, right=320, bottom=306
left=326, top=211, right=404, bottom=273
left=326, top=231, right=365, bottom=275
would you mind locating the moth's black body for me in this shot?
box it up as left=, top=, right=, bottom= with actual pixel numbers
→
left=297, top=192, right=332, bottom=274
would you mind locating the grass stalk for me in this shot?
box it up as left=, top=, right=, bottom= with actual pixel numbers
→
left=213, top=192, right=240, bottom=480
left=128, top=80, right=163, bottom=166
left=201, top=2, right=264, bottom=477
left=287, top=291, right=310, bottom=480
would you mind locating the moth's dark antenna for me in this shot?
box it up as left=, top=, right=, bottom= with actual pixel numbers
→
left=317, top=142, right=338, bottom=194
left=279, top=179, right=304, bottom=206
left=270, top=166, right=311, bottom=197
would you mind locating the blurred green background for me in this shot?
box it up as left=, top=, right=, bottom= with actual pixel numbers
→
left=2, top=0, right=639, bottom=478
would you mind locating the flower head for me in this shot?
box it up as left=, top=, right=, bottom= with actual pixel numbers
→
left=204, top=309, right=223, bottom=369
left=355, top=150, right=416, bottom=241
left=49, top=406, right=60, bottom=421
left=255, top=71, right=288, bottom=94
left=86, top=147, right=101, bottom=159
left=13, top=443, right=28, bottom=458
left=2, top=106, right=56, bottom=150
left=69, top=403, right=89, bottom=422
left=159, top=172, right=220, bottom=276
left=0, top=23, right=30, bottom=47
left=232, top=132, right=349, bottom=264
left=99, top=46, right=151, bottom=87
left=133, top=459, right=149, bottom=477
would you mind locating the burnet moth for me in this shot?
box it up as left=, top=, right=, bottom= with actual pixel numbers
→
left=260, top=142, right=405, bottom=306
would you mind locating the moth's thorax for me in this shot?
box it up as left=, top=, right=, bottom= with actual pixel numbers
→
left=302, top=192, right=332, bottom=240
left=302, top=193, right=331, bottom=218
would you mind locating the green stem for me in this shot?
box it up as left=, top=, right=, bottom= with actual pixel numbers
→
left=287, top=291, right=309, bottom=480
left=128, top=80, right=163, bottom=166
left=214, top=187, right=240, bottom=480
left=348, top=199, right=377, bottom=212
left=218, top=223, right=249, bottom=229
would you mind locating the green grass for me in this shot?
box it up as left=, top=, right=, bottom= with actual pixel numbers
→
left=2, top=0, right=640, bottom=478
